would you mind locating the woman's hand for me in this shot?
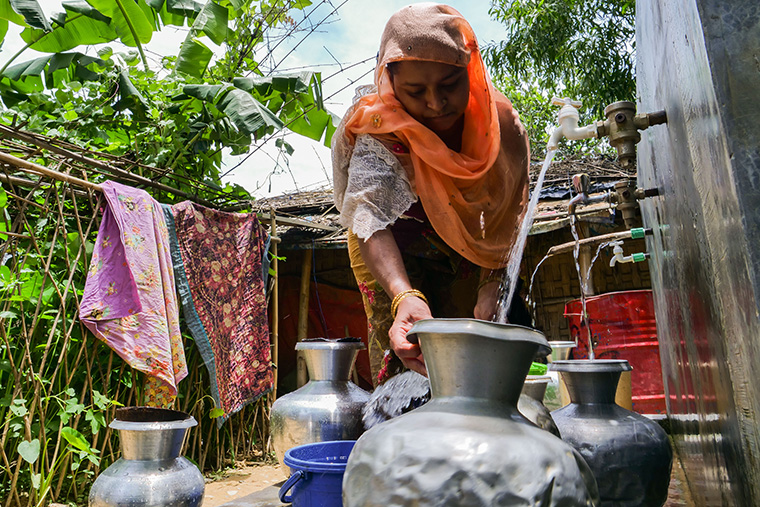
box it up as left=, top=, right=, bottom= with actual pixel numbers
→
left=474, top=280, right=500, bottom=321
left=389, top=295, right=432, bottom=376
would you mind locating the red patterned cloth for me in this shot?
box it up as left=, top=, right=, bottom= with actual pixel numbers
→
left=166, top=201, right=272, bottom=423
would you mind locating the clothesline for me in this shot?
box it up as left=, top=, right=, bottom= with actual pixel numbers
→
left=0, top=150, right=329, bottom=236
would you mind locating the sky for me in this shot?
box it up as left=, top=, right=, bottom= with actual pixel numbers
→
left=0, top=0, right=507, bottom=198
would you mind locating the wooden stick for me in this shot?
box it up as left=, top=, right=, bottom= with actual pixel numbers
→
left=296, top=248, right=312, bottom=388
left=269, top=209, right=279, bottom=401
left=0, top=127, right=220, bottom=207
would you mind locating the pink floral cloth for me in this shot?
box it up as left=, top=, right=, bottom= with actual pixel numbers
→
left=80, top=181, right=187, bottom=406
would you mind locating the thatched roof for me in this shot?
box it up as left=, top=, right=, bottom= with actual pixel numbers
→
left=253, top=156, right=634, bottom=249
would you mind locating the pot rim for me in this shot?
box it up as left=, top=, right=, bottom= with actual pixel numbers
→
left=110, top=407, right=198, bottom=431
left=283, top=440, right=356, bottom=473
left=110, top=417, right=198, bottom=431
left=548, top=359, right=632, bottom=373
left=296, top=338, right=365, bottom=351
left=407, top=318, right=551, bottom=356
left=548, top=340, right=576, bottom=348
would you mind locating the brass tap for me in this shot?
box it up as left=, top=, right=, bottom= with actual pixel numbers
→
left=594, top=101, right=667, bottom=169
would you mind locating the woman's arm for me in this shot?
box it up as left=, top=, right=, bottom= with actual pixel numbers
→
left=358, top=229, right=431, bottom=375
left=474, top=268, right=504, bottom=321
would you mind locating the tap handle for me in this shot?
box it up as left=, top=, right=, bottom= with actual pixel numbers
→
left=571, top=173, right=590, bottom=195
left=551, top=97, right=582, bottom=109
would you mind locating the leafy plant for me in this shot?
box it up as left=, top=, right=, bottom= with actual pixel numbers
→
left=485, top=0, right=635, bottom=157
left=0, top=2, right=330, bottom=503
left=0, top=0, right=333, bottom=200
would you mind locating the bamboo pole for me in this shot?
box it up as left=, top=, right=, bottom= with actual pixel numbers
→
left=269, top=209, right=279, bottom=400
left=0, top=128, right=221, bottom=207
left=0, top=151, right=102, bottom=192
left=296, top=248, right=312, bottom=388
left=545, top=228, right=648, bottom=257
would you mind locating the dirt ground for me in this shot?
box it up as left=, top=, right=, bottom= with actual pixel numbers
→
left=203, top=463, right=287, bottom=507
left=202, top=451, right=694, bottom=507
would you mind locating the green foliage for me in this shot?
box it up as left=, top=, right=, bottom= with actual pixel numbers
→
left=0, top=1, right=331, bottom=503
left=485, top=0, right=635, bottom=156
left=0, top=0, right=335, bottom=198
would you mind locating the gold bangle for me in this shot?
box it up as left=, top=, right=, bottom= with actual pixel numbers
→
left=477, top=275, right=502, bottom=291
left=391, top=289, right=428, bottom=318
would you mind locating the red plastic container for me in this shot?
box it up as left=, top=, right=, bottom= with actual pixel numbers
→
left=564, top=290, right=666, bottom=414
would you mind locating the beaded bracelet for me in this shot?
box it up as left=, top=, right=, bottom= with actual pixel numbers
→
left=391, top=289, right=428, bottom=318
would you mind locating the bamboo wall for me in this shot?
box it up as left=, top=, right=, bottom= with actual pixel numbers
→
left=0, top=170, right=273, bottom=506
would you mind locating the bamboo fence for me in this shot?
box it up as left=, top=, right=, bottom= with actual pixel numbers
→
left=0, top=129, right=276, bottom=506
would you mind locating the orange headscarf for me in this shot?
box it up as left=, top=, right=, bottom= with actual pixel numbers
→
left=336, top=3, right=529, bottom=269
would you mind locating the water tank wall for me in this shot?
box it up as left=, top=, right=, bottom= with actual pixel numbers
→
left=636, top=1, right=760, bottom=504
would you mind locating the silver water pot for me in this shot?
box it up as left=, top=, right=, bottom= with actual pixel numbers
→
left=89, top=406, right=204, bottom=507
left=519, top=374, right=561, bottom=436
left=343, top=319, right=599, bottom=507
left=270, top=338, right=369, bottom=466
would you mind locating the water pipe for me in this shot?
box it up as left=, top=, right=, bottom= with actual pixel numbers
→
left=546, top=98, right=598, bottom=152
left=608, top=240, right=650, bottom=268
left=546, top=227, right=652, bottom=258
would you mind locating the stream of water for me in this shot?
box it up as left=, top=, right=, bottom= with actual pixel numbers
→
left=494, top=147, right=609, bottom=361
left=569, top=216, right=594, bottom=359
left=494, top=149, right=557, bottom=323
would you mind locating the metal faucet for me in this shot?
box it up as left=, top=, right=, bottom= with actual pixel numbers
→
left=547, top=98, right=667, bottom=169
left=568, top=173, right=611, bottom=217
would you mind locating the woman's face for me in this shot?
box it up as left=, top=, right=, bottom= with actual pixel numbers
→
left=390, top=60, right=470, bottom=136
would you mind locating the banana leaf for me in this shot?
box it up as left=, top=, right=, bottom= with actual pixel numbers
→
left=194, top=0, right=227, bottom=45
left=86, top=0, right=154, bottom=47
left=232, top=72, right=311, bottom=96
left=0, top=0, right=27, bottom=26
left=113, top=69, right=148, bottom=116
left=21, top=11, right=117, bottom=52
left=61, top=0, right=110, bottom=23
left=1, top=52, right=105, bottom=86
left=175, top=36, right=212, bottom=77
left=9, top=0, right=48, bottom=30
left=184, top=83, right=284, bottom=135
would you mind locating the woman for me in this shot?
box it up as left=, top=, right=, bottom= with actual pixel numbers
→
left=332, top=3, right=531, bottom=383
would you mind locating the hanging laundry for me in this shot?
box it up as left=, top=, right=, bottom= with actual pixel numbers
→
left=164, top=201, right=272, bottom=425
left=80, top=181, right=187, bottom=407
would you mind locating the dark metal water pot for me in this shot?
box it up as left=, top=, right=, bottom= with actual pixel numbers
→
left=549, top=359, right=673, bottom=506
left=343, top=319, right=599, bottom=506
left=89, top=406, right=204, bottom=507
left=270, top=339, right=369, bottom=467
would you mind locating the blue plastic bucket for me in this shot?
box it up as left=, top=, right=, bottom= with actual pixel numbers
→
left=279, top=440, right=356, bottom=507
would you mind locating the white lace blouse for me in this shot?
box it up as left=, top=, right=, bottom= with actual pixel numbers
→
left=335, top=134, right=418, bottom=240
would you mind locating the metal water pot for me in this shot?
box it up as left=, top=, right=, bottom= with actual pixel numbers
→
left=343, top=319, right=599, bottom=506
left=270, top=338, right=369, bottom=466
left=89, top=407, right=204, bottom=507
left=549, top=360, right=673, bottom=506
left=519, top=374, right=561, bottom=437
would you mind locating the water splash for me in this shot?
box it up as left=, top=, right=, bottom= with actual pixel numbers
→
left=526, top=254, right=549, bottom=308
left=569, top=217, right=616, bottom=360
left=525, top=253, right=550, bottom=328
left=495, top=149, right=557, bottom=323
